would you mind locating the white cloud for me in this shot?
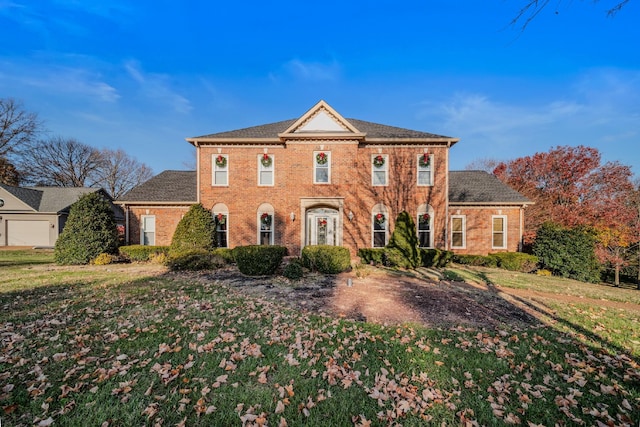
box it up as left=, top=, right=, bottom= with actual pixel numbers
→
left=272, top=58, right=341, bottom=82
left=124, top=60, right=192, bottom=114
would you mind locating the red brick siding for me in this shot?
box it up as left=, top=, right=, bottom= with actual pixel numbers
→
left=448, top=206, right=523, bottom=255
left=126, top=206, right=191, bottom=246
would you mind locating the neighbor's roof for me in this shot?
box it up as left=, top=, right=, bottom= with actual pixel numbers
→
left=449, top=171, right=533, bottom=205
left=0, top=184, right=105, bottom=213
left=189, top=118, right=453, bottom=141
left=117, top=170, right=197, bottom=203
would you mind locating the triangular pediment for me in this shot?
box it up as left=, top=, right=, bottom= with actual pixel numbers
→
left=0, top=185, right=40, bottom=211
left=279, top=100, right=365, bottom=141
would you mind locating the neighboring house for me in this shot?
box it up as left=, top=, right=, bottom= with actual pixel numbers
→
left=0, top=185, right=124, bottom=247
left=117, top=100, right=532, bottom=255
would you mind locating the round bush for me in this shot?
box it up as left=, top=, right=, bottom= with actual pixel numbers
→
left=283, top=259, right=304, bottom=280
left=166, top=249, right=218, bottom=271
left=169, top=203, right=216, bottom=256
left=301, top=245, right=351, bottom=274
left=232, top=245, right=287, bottom=276
left=54, top=192, right=119, bottom=265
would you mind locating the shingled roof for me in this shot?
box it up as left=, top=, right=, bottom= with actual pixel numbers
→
left=189, top=118, right=452, bottom=141
left=449, top=171, right=532, bottom=205
left=0, top=184, right=106, bottom=213
left=117, top=170, right=197, bottom=203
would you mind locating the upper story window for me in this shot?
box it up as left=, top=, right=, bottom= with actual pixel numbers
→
left=417, top=153, right=433, bottom=186
left=451, top=215, right=466, bottom=249
left=492, top=215, right=507, bottom=249
left=372, top=154, right=388, bottom=186
left=212, top=154, right=228, bottom=186
left=417, top=204, right=433, bottom=248
left=258, top=154, right=274, bottom=186
left=314, top=151, right=331, bottom=184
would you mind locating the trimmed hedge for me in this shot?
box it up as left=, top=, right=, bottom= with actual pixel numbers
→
left=120, top=245, right=169, bottom=262
left=419, top=249, right=454, bottom=268
left=453, top=254, right=499, bottom=268
left=490, top=252, right=538, bottom=273
left=302, top=245, right=351, bottom=274
left=358, top=248, right=386, bottom=265
left=166, top=249, right=223, bottom=271
left=212, top=248, right=235, bottom=264
left=232, top=245, right=287, bottom=276
left=283, top=258, right=304, bottom=280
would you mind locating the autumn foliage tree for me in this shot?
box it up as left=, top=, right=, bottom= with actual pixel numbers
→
left=494, top=145, right=637, bottom=285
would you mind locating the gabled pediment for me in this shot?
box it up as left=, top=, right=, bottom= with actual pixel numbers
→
left=0, top=185, right=40, bottom=212
left=279, top=100, right=366, bottom=141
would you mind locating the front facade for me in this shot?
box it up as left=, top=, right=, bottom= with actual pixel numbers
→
left=118, top=101, right=531, bottom=255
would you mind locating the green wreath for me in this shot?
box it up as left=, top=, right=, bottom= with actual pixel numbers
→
left=373, top=155, right=385, bottom=168
left=261, top=154, right=272, bottom=168
left=316, top=152, right=328, bottom=165
left=215, top=155, right=227, bottom=168
left=419, top=153, right=430, bottom=168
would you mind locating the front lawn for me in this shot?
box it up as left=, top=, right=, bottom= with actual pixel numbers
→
left=0, top=252, right=638, bottom=426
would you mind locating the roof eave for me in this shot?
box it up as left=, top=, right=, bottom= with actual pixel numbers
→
left=186, top=137, right=282, bottom=146
left=115, top=201, right=198, bottom=205
left=448, top=201, right=534, bottom=206
left=364, top=137, right=459, bottom=145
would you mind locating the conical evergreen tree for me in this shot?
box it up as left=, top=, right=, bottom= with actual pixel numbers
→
left=387, top=210, right=421, bottom=268
left=169, top=203, right=216, bottom=255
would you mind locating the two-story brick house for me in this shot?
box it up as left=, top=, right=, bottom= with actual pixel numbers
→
left=117, top=100, right=531, bottom=256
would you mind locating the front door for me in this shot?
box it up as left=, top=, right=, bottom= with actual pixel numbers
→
left=306, top=208, right=338, bottom=246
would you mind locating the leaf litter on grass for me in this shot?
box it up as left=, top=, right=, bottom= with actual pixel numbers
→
left=0, top=266, right=639, bottom=426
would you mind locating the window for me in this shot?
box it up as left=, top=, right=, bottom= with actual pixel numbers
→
left=372, top=205, right=389, bottom=247
left=372, top=154, right=388, bottom=186
left=417, top=206, right=432, bottom=248
left=417, top=153, right=433, bottom=186
left=258, top=154, right=274, bottom=186
left=451, top=215, right=466, bottom=248
left=141, top=215, right=155, bottom=246
left=212, top=154, right=228, bottom=186
left=212, top=203, right=229, bottom=248
left=258, top=203, right=274, bottom=245
left=492, top=216, right=507, bottom=249
left=314, top=151, right=331, bottom=184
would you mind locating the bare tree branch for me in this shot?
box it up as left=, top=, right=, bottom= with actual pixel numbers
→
left=0, top=98, right=42, bottom=158
left=511, top=0, right=631, bottom=30
left=95, top=148, right=154, bottom=198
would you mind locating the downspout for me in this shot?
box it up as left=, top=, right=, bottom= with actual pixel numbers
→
left=195, top=141, right=201, bottom=204
left=445, top=140, right=451, bottom=250
left=519, top=204, right=525, bottom=252
left=125, top=204, right=130, bottom=245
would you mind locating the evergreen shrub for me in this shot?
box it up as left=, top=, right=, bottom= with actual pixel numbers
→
left=301, top=245, right=351, bottom=274
left=357, top=248, right=386, bottom=265
left=490, top=252, right=538, bottom=273
left=169, top=204, right=216, bottom=256
left=119, top=245, right=169, bottom=262
left=166, top=249, right=221, bottom=271
left=420, top=248, right=454, bottom=268
left=387, top=211, right=420, bottom=268
left=232, top=245, right=287, bottom=276
left=283, top=258, right=304, bottom=280
left=54, top=192, right=119, bottom=265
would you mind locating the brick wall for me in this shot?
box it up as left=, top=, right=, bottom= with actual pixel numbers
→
left=125, top=206, right=192, bottom=246
left=448, top=206, right=523, bottom=255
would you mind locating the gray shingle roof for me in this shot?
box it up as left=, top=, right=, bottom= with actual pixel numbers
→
left=117, top=170, right=197, bottom=203
left=0, top=184, right=104, bottom=212
left=191, top=118, right=452, bottom=140
left=449, top=171, right=532, bottom=204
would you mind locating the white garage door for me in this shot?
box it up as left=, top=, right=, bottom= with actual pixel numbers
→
left=7, top=220, right=50, bottom=246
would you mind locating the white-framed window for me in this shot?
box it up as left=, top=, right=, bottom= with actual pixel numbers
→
left=417, top=153, right=433, bottom=186
left=258, top=154, right=274, bottom=186
left=492, top=215, right=507, bottom=249
left=372, top=204, right=389, bottom=248
left=451, top=215, right=466, bottom=249
left=257, top=203, right=274, bottom=245
left=141, top=215, right=155, bottom=246
left=371, top=154, right=388, bottom=186
left=212, top=203, right=229, bottom=248
left=314, top=151, right=331, bottom=184
left=417, top=204, right=433, bottom=248
left=212, top=154, right=229, bottom=186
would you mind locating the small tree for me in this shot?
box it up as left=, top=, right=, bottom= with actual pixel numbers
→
left=169, top=203, right=216, bottom=255
left=387, top=211, right=421, bottom=269
left=54, top=192, right=118, bottom=265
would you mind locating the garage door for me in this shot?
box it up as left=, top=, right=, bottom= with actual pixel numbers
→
left=6, top=220, right=50, bottom=246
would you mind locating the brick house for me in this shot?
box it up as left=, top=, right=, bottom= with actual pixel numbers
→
left=117, top=100, right=531, bottom=255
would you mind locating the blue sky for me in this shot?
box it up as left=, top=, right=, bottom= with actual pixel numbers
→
left=1, top=1, right=639, bottom=177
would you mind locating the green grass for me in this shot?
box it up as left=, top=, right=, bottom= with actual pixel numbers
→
left=0, top=250, right=638, bottom=426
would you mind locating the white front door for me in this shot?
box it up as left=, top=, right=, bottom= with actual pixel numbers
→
left=306, top=208, right=338, bottom=246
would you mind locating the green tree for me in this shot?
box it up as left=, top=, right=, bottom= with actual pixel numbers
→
left=533, top=222, right=601, bottom=283
left=169, top=203, right=216, bottom=255
left=54, top=192, right=118, bottom=265
left=387, top=211, right=421, bottom=269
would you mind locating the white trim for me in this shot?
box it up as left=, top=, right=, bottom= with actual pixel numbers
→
left=417, top=204, right=433, bottom=249
left=257, top=154, right=275, bottom=187
left=313, top=151, right=331, bottom=184
left=371, top=154, right=388, bottom=187
left=371, top=204, right=389, bottom=248
left=212, top=154, right=229, bottom=187
left=257, top=203, right=275, bottom=245
left=212, top=203, right=229, bottom=248
left=450, top=215, right=466, bottom=249
left=416, top=153, right=434, bottom=187
left=491, top=215, right=508, bottom=249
